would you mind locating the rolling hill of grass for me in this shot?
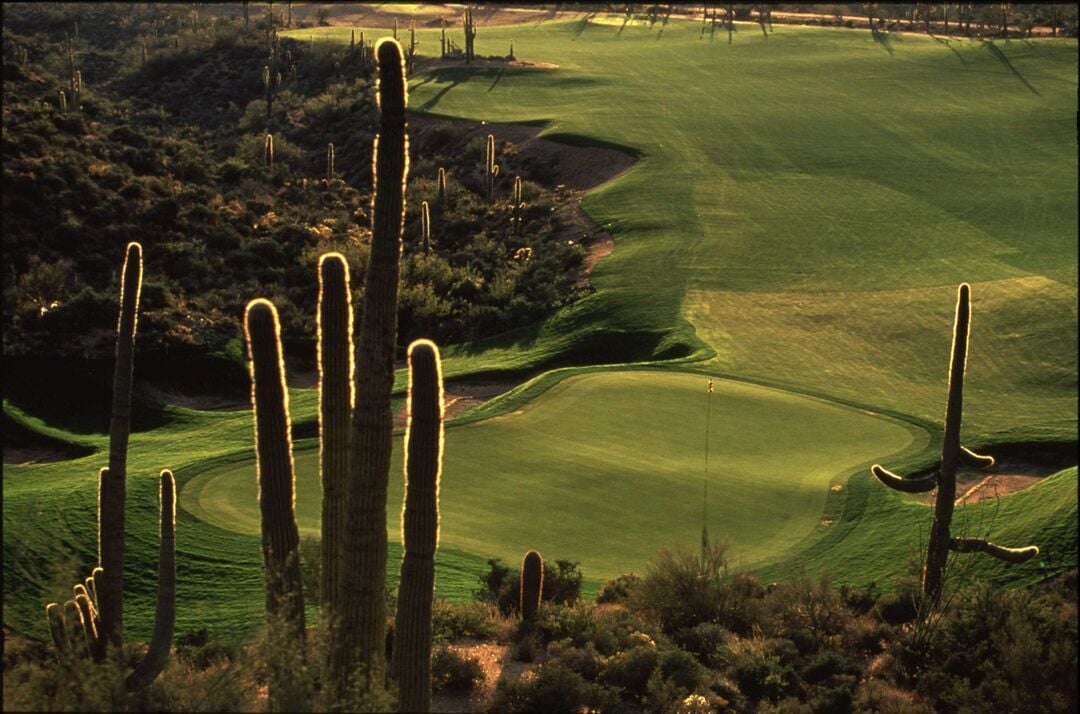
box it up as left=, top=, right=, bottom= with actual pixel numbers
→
left=5, top=14, right=1076, bottom=643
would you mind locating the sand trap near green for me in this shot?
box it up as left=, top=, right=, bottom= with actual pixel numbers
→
left=182, top=370, right=923, bottom=588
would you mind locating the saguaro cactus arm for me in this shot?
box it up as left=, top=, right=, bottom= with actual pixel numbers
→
left=127, top=469, right=177, bottom=691
left=870, top=465, right=939, bottom=493
left=394, top=339, right=444, bottom=713
left=949, top=538, right=1039, bottom=563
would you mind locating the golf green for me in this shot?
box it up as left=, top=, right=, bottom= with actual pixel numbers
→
left=181, top=370, right=924, bottom=585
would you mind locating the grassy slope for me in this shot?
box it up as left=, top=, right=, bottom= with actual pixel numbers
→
left=5, top=17, right=1077, bottom=641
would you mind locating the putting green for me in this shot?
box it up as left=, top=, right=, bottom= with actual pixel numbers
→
left=181, top=370, right=924, bottom=585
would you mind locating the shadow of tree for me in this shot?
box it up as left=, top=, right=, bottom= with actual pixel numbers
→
left=982, top=40, right=1040, bottom=95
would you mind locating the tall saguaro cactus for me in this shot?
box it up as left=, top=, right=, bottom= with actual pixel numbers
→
left=464, top=5, right=477, bottom=63
left=871, top=283, right=1038, bottom=599
left=99, top=242, right=142, bottom=646
left=393, top=340, right=445, bottom=713
left=241, top=298, right=302, bottom=648
left=336, top=37, right=409, bottom=695
left=318, top=254, right=353, bottom=618
left=484, top=134, right=499, bottom=203
left=520, top=550, right=544, bottom=620
left=327, top=142, right=336, bottom=181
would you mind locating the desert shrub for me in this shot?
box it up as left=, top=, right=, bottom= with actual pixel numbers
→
left=764, top=573, right=846, bottom=651
left=596, top=573, right=643, bottom=605
left=906, top=581, right=1078, bottom=713
left=839, top=581, right=881, bottom=615
left=431, top=599, right=502, bottom=643
left=599, top=643, right=660, bottom=698
left=633, top=541, right=751, bottom=635
left=175, top=628, right=240, bottom=670
left=801, top=649, right=853, bottom=685
left=527, top=603, right=599, bottom=647
left=511, top=631, right=543, bottom=664
left=493, top=661, right=618, bottom=714
left=657, top=646, right=708, bottom=692
left=674, top=621, right=728, bottom=666
left=547, top=638, right=603, bottom=681
left=430, top=645, right=484, bottom=692
left=725, top=638, right=797, bottom=704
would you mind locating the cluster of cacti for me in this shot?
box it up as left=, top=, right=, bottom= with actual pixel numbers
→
left=485, top=134, right=499, bottom=203
left=327, top=142, right=335, bottom=181
left=437, top=167, right=447, bottom=206
left=240, top=39, right=416, bottom=707
left=464, top=5, right=477, bottom=63
left=392, top=340, right=445, bottom=712
left=264, top=133, right=274, bottom=173
left=45, top=243, right=176, bottom=692
left=520, top=550, right=544, bottom=620
left=871, top=283, right=1038, bottom=599
left=511, top=176, right=525, bottom=234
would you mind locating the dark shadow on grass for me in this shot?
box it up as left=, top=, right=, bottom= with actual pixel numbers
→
left=931, top=34, right=967, bottom=64
left=487, top=66, right=505, bottom=92
left=571, top=13, right=595, bottom=39
left=983, top=40, right=1040, bottom=94
left=872, top=27, right=895, bottom=56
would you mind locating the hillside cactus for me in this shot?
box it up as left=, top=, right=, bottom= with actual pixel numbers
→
left=334, top=36, right=409, bottom=697
left=485, top=134, right=499, bottom=203
left=437, top=167, right=447, bottom=206
left=327, top=142, right=335, bottom=181
left=511, top=176, right=524, bottom=234
left=59, top=90, right=67, bottom=115
left=520, top=550, right=544, bottom=620
left=264, top=133, right=274, bottom=173
left=870, top=283, right=1038, bottom=599
left=420, top=201, right=431, bottom=254
left=393, top=340, right=445, bottom=713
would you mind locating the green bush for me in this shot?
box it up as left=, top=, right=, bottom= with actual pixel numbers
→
left=599, top=643, right=659, bottom=698
left=493, top=661, right=618, bottom=714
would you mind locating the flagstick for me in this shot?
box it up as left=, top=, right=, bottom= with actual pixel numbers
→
left=702, top=379, right=713, bottom=559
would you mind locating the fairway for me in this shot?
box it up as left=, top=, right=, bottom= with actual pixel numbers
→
left=183, top=371, right=924, bottom=585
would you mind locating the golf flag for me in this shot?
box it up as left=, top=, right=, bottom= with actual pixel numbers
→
left=707, top=379, right=714, bottom=394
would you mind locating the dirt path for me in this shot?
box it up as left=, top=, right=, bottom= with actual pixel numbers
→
left=912, top=458, right=1067, bottom=505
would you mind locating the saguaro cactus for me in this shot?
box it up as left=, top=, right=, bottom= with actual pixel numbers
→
left=317, top=254, right=353, bottom=617
left=484, top=134, right=499, bottom=203
left=245, top=299, right=306, bottom=639
left=511, top=176, right=524, bottom=234
left=245, top=299, right=307, bottom=711
left=327, top=142, right=336, bottom=181
left=393, top=340, right=445, bottom=713
left=464, top=5, right=477, bottom=63
left=99, top=242, right=142, bottom=646
left=520, top=550, right=544, bottom=620
left=59, top=90, right=67, bottom=115
left=126, top=470, right=177, bottom=691
left=871, top=283, right=1038, bottom=599
left=336, top=36, right=409, bottom=694
left=420, top=201, right=431, bottom=254
left=264, top=133, right=274, bottom=173
left=437, top=167, right=447, bottom=206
